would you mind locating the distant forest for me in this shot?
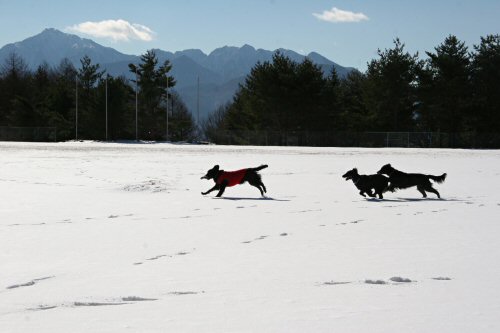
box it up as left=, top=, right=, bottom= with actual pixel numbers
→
left=1, top=34, right=499, bottom=147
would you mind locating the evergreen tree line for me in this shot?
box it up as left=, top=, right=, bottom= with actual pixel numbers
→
left=203, top=35, right=500, bottom=147
left=0, top=50, right=196, bottom=141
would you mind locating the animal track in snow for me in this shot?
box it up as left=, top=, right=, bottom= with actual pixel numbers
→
left=6, top=276, right=54, bottom=290
left=337, top=219, right=364, bottom=226
left=289, top=209, right=322, bottom=214
left=121, top=296, right=158, bottom=301
left=167, top=291, right=203, bottom=296
left=320, top=275, right=453, bottom=287
left=107, top=213, right=134, bottom=219
left=123, top=179, right=171, bottom=193
left=29, top=296, right=157, bottom=311
left=29, top=305, right=58, bottom=311
left=73, top=301, right=128, bottom=307
left=146, top=254, right=169, bottom=261
left=389, top=276, right=413, bottom=283
left=322, top=281, right=352, bottom=286
left=137, top=250, right=192, bottom=265
left=242, top=233, right=288, bottom=244
left=365, top=279, right=387, bottom=285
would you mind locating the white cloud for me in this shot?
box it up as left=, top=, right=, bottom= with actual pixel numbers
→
left=67, top=19, right=154, bottom=42
left=313, top=7, right=369, bottom=23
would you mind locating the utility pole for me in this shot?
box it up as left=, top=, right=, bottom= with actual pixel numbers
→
left=197, top=76, right=200, bottom=125
left=75, top=76, right=78, bottom=141
left=166, top=78, right=169, bottom=142
left=105, top=75, right=108, bottom=141
left=135, top=68, right=138, bottom=142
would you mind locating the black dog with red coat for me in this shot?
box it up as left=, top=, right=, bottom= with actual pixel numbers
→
left=201, top=165, right=268, bottom=197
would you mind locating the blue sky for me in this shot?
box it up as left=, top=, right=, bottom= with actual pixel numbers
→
left=0, top=0, right=499, bottom=70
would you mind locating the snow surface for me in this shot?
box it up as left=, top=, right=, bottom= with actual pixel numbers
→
left=1, top=142, right=500, bottom=332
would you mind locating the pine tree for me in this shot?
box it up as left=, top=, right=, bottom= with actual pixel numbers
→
left=419, top=35, right=472, bottom=135
left=77, top=55, right=104, bottom=138
left=472, top=34, right=500, bottom=133
left=129, top=50, right=176, bottom=140
left=365, top=38, right=422, bottom=131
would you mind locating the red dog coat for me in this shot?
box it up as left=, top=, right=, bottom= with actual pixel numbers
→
left=216, top=169, right=247, bottom=187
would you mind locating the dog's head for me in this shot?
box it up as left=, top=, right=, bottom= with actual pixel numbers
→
left=377, top=164, right=393, bottom=175
left=201, top=165, right=220, bottom=181
left=342, top=168, right=359, bottom=181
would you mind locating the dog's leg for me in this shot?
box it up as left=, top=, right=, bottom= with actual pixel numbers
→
left=367, top=189, right=376, bottom=198
left=202, top=184, right=219, bottom=195
left=417, top=185, right=427, bottom=198
left=359, top=191, right=367, bottom=197
left=249, top=183, right=264, bottom=196
left=424, top=185, right=441, bottom=198
left=260, top=182, right=267, bottom=193
left=248, top=178, right=265, bottom=196
left=216, top=180, right=228, bottom=197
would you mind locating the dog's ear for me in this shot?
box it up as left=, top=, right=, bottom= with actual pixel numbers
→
left=387, top=164, right=391, bottom=167
left=213, top=165, right=219, bottom=171
left=353, top=168, right=357, bottom=172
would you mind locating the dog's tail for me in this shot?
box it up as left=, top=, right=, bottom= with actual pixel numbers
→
left=428, top=173, right=447, bottom=184
left=251, top=164, right=268, bottom=172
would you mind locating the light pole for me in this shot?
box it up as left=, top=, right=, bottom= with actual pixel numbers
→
left=105, top=75, right=108, bottom=141
left=135, top=68, right=138, bottom=142
left=197, top=76, right=200, bottom=126
left=75, top=75, right=78, bottom=141
left=166, top=78, right=169, bottom=142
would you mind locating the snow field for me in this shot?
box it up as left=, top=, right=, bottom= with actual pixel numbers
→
left=1, top=142, right=500, bottom=332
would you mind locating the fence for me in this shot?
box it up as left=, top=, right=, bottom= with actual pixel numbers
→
left=206, top=130, right=500, bottom=148
left=0, top=127, right=57, bottom=142
left=2, top=127, right=499, bottom=148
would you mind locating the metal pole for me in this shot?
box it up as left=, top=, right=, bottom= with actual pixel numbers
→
left=166, top=78, right=169, bottom=141
left=197, top=76, right=200, bottom=125
left=135, top=68, right=138, bottom=142
left=105, top=75, right=108, bottom=141
left=75, top=76, right=78, bottom=140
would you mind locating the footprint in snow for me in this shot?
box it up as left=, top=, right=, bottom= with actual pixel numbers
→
left=6, top=276, right=54, bottom=290
left=390, top=276, right=413, bottom=283
left=168, top=291, right=203, bottom=296
left=29, top=305, right=58, bottom=311
left=432, top=277, right=452, bottom=281
left=121, top=296, right=157, bottom=301
left=365, top=279, right=387, bottom=285
left=73, top=301, right=128, bottom=307
left=146, top=254, right=169, bottom=261
left=323, top=281, right=352, bottom=286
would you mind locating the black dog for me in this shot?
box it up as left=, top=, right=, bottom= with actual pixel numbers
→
left=201, top=165, right=268, bottom=197
left=342, top=168, right=389, bottom=199
left=377, top=164, right=447, bottom=198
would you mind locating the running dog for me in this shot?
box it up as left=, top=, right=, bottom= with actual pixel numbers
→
left=201, top=165, right=268, bottom=197
left=377, top=164, right=447, bottom=198
left=342, top=168, right=389, bottom=199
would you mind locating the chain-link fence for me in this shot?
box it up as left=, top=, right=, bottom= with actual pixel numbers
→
left=2, top=127, right=499, bottom=148
left=206, top=130, right=500, bottom=148
left=0, top=127, right=57, bottom=142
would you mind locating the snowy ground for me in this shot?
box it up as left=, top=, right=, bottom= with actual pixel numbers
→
left=1, top=141, right=499, bottom=332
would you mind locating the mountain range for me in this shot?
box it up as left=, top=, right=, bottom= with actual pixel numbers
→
left=0, top=28, right=355, bottom=120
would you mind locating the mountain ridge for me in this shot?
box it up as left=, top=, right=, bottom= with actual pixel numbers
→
left=0, top=28, right=356, bottom=120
